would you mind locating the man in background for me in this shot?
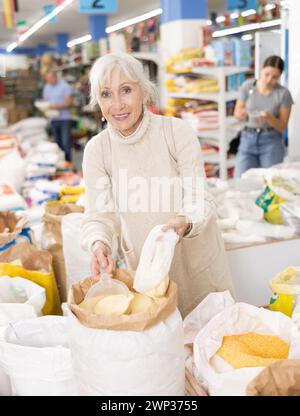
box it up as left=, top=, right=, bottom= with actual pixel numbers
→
left=43, top=70, right=73, bottom=162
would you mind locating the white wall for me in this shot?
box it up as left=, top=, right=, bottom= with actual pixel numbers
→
left=288, top=0, right=300, bottom=160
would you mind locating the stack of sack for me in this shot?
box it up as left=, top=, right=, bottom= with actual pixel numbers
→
left=183, top=290, right=300, bottom=396
left=208, top=166, right=300, bottom=246
left=8, top=117, right=48, bottom=156
left=22, top=142, right=65, bottom=206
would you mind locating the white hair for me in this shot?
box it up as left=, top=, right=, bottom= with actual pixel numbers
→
left=89, top=52, right=157, bottom=108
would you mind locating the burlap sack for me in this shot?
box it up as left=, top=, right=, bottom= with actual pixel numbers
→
left=42, top=202, right=84, bottom=302
left=68, top=269, right=178, bottom=332
left=246, top=359, right=300, bottom=396
left=0, top=212, right=26, bottom=248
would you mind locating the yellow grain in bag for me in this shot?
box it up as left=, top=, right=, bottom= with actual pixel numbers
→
left=217, top=333, right=289, bottom=369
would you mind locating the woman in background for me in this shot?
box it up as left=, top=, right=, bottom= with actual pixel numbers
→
left=234, top=55, right=293, bottom=177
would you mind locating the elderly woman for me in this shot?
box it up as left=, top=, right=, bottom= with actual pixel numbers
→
left=81, top=53, right=233, bottom=317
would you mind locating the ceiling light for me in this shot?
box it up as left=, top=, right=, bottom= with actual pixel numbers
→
left=212, top=19, right=281, bottom=38
left=6, top=42, right=18, bottom=53
left=67, top=34, right=92, bottom=48
left=5, top=0, right=74, bottom=51
left=105, top=8, right=162, bottom=34
left=19, top=0, right=74, bottom=43
left=241, top=9, right=256, bottom=17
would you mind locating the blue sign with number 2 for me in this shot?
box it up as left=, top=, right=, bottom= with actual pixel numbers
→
left=79, top=0, right=117, bottom=14
left=227, top=0, right=258, bottom=11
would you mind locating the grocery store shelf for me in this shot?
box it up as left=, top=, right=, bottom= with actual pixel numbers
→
left=168, top=91, right=239, bottom=103
left=202, top=152, right=236, bottom=168
left=191, top=66, right=249, bottom=77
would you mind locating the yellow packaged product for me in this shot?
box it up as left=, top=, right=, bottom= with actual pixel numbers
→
left=216, top=333, right=290, bottom=369
left=60, top=185, right=85, bottom=196
left=269, top=267, right=300, bottom=317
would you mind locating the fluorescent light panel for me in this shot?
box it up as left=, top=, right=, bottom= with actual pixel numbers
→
left=212, top=19, right=282, bottom=38
left=67, top=34, right=92, bottom=48
left=6, top=0, right=74, bottom=52
left=6, top=42, right=18, bottom=53
left=105, top=8, right=163, bottom=34
left=67, top=8, right=163, bottom=48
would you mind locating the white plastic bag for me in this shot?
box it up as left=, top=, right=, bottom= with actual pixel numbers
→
left=0, top=316, right=75, bottom=396
left=8, top=117, right=48, bottom=134
left=133, top=225, right=179, bottom=294
left=0, top=151, right=25, bottom=193
left=68, top=308, right=185, bottom=396
left=0, top=183, right=27, bottom=211
left=61, top=213, right=91, bottom=290
left=217, top=199, right=263, bottom=221
left=236, top=219, right=297, bottom=239
left=193, top=301, right=300, bottom=396
left=0, top=276, right=46, bottom=317
left=5, top=316, right=70, bottom=348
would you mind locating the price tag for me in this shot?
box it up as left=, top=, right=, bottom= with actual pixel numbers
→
left=227, top=0, right=258, bottom=11
left=79, top=0, right=117, bottom=14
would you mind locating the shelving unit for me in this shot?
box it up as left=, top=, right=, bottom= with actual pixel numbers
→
left=167, top=66, right=248, bottom=180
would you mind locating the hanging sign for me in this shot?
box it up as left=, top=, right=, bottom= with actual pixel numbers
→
left=16, top=19, right=29, bottom=34
left=43, top=4, right=57, bottom=22
left=227, top=0, right=258, bottom=11
left=2, top=0, right=15, bottom=29
left=79, top=0, right=118, bottom=14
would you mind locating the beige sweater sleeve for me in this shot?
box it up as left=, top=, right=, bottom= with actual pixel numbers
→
left=170, top=117, right=217, bottom=238
left=81, top=133, right=117, bottom=252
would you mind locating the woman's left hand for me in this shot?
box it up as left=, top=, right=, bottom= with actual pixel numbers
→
left=161, top=215, right=191, bottom=241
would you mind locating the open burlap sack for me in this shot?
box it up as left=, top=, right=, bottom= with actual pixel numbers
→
left=0, top=212, right=26, bottom=248
left=42, top=201, right=84, bottom=302
left=246, top=359, right=300, bottom=396
left=68, top=269, right=178, bottom=332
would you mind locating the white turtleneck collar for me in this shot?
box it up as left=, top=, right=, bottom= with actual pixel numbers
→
left=107, top=110, right=151, bottom=145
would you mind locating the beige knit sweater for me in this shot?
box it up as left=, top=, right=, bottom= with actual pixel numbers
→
left=81, top=111, right=207, bottom=256
left=81, top=111, right=233, bottom=316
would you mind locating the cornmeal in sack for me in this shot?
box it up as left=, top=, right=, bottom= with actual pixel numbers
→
left=217, top=333, right=290, bottom=369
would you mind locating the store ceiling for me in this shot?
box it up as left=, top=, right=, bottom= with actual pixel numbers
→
left=0, top=0, right=274, bottom=50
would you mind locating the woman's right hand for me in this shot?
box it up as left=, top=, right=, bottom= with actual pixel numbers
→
left=234, top=100, right=248, bottom=121
left=91, top=241, right=114, bottom=281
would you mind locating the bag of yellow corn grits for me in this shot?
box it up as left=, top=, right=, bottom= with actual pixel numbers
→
left=191, top=298, right=300, bottom=396
left=269, top=267, right=300, bottom=317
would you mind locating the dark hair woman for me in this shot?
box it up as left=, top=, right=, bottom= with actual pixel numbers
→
left=234, top=55, right=293, bottom=177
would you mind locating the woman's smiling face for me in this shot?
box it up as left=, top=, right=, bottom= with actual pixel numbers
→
left=99, top=67, right=145, bottom=136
